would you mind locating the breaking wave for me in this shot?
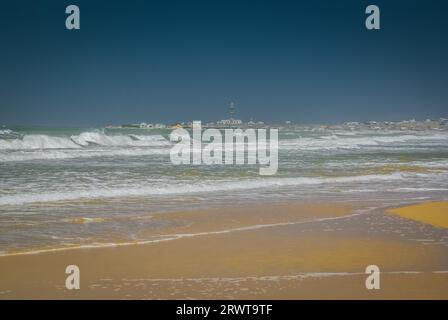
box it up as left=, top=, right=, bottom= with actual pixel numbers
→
left=0, top=131, right=170, bottom=151
left=280, top=133, right=448, bottom=150
left=1, top=129, right=447, bottom=162
left=70, top=132, right=169, bottom=147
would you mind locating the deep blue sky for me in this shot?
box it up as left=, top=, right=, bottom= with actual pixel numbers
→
left=0, top=0, right=447, bottom=126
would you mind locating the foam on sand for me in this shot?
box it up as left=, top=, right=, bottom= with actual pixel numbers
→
left=387, top=201, right=448, bottom=228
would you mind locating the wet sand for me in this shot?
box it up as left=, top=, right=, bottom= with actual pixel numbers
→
left=0, top=201, right=447, bottom=299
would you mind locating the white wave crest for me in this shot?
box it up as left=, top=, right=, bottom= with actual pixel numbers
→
left=0, top=134, right=81, bottom=150
left=0, top=173, right=408, bottom=205
left=280, top=133, right=448, bottom=150
left=70, top=132, right=169, bottom=147
left=0, top=132, right=170, bottom=151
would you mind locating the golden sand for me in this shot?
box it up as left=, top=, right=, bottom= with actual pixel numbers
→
left=387, top=201, right=448, bottom=229
left=0, top=202, right=447, bottom=299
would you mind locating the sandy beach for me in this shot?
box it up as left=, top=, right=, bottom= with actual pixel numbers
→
left=2, top=0, right=448, bottom=305
left=387, top=202, right=448, bottom=229
left=1, top=201, right=447, bottom=299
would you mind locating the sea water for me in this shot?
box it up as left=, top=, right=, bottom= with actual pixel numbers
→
left=1, top=126, right=448, bottom=254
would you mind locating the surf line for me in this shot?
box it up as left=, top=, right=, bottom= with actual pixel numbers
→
left=0, top=211, right=366, bottom=257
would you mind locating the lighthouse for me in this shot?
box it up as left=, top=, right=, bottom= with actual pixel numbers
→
left=216, top=102, right=243, bottom=127
left=229, top=102, right=236, bottom=119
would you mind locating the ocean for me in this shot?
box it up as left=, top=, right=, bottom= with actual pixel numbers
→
left=1, top=125, right=448, bottom=255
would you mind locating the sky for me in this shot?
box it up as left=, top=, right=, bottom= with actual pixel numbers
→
left=0, top=0, right=447, bottom=126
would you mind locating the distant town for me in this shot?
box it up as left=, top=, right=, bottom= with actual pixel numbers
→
left=105, top=102, right=267, bottom=130
left=322, top=118, right=448, bottom=131
left=105, top=102, right=448, bottom=131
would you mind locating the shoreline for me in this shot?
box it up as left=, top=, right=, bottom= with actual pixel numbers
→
left=1, top=200, right=448, bottom=299
left=0, top=202, right=361, bottom=257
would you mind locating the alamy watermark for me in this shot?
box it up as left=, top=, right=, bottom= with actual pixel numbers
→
left=64, top=4, right=381, bottom=31
left=169, top=121, right=278, bottom=175
left=65, top=265, right=80, bottom=290
left=365, top=265, right=381, bottom=290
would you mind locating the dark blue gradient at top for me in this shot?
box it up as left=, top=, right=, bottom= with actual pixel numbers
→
left=0, top=0, right=447, bottom=126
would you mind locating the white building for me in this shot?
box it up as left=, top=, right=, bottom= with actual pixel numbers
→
left=217, top=118, right=243, bottom=126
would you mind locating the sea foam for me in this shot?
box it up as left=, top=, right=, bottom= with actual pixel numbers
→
left=0, top=172, right=411, bottom=205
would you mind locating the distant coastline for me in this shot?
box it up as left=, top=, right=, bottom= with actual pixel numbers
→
left=105, top=117, right=448, bottom=131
